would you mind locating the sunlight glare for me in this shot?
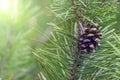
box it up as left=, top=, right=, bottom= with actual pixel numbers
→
left=0, top=0, right=10, bottom=12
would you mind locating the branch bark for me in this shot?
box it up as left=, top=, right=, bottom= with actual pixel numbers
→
left=71, top=0, right=80, bottom=28
left=70, top=0, right=82, bottom=80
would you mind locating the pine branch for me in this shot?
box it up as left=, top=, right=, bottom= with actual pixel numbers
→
left=70, top=0, right=82, bottom=80
left=71, top=0, right=80, bottom=28
left=70, top=48, right=83, bottom=80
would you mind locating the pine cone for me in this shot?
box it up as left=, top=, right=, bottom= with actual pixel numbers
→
left=78, top=22, right=102, bottom=54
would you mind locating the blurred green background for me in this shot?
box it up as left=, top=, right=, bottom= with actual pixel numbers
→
left=0, top=0, right=52, bottom=80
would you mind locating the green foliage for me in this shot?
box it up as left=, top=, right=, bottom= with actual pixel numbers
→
left=34, top=0, right=120, bottom=80
left=0, top=0, right=51, bottom=80
left=80, top=33, right=120, bottom=80
left=0, top=0, right=119, bottom=80
left=34, top=20, right=76, bottom=80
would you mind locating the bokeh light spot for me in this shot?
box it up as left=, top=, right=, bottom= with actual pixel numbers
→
left=0, top=0, right=10, bottom=12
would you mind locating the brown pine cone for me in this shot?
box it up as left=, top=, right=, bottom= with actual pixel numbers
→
left=78, top=22, right=102, bottom=54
